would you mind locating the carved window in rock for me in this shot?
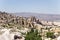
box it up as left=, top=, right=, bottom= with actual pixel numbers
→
left=22, top=21, right=24, bottom=25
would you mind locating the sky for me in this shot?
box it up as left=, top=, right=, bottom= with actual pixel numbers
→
left=0, top=0, right=60, bottom=14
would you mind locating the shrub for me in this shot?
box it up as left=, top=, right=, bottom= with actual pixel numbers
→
left=25, top=28, right=42, bottom=40
left=46, top=32, right=56, bottom=39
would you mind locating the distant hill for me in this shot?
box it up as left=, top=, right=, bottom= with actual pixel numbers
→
left=14, top=12, right=60, bottom=21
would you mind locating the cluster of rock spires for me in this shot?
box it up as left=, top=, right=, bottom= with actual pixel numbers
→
left=0, top=12, right=59, bottom=29
left=0, top=11, right=42, bottom=28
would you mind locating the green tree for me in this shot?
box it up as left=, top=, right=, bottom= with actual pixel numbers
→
left=25, top=28, right=42, bottom=40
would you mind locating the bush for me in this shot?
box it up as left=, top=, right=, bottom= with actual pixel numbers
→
left=46, top=32, right=56, bottom=39
left=25, top=28, right=42, bottom=40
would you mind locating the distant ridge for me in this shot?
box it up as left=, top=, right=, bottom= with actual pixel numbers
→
left=14, top=12, right=60, bottom=21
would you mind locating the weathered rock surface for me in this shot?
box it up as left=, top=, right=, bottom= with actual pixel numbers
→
left=0, top=28, right=25, bottom=40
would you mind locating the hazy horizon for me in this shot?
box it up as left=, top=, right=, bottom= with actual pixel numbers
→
left=0, top=0, right=60, bottom=14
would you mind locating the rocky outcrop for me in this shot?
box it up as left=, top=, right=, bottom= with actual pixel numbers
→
left=0, top=28, right=25, bottom=40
